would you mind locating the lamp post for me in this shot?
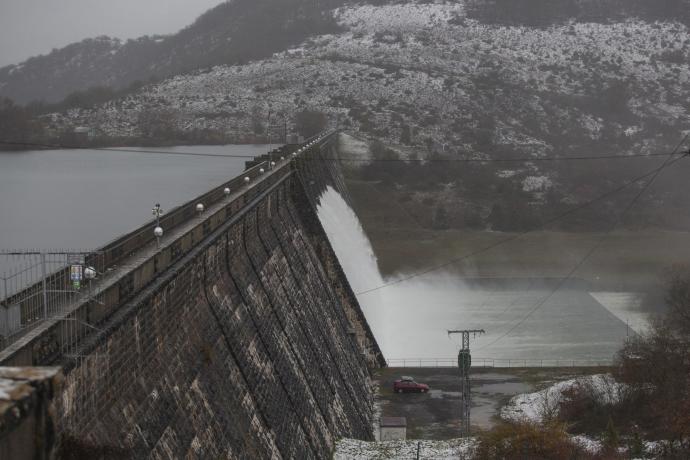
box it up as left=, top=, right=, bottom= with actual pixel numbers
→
left=152, top=203, right=164, bottom=248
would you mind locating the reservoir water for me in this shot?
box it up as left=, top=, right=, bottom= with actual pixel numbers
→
left=0, top=145, right=269, bottom=252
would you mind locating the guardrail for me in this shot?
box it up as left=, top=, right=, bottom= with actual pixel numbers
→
left=0, top=130, right=339, bottom=357
left=386, top=358, right=614, bottom=368
left=1, top=250, right=106, bottom=347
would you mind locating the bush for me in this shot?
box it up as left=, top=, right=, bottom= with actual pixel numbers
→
left=474, top=422, right=587, bottom=460
left=556, top=376, right=638, bottom=436
left=612, top=265, right=690, bottom=452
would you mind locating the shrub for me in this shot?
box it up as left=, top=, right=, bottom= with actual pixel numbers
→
left=474, top=422, right=587, bottom=460
left=556, top=376, right=635, bottom=435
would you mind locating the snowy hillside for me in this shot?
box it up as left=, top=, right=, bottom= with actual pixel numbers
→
left=45, top=0, right=689, bottom=161
left=0, top=0, right=337, bottom=104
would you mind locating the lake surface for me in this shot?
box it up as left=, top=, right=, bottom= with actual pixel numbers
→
left=0, top=145, right=270, bottom=274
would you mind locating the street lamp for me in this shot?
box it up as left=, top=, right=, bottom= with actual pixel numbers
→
left=152, top=203, right=164, bottom=248
left=224, top=187, right=231, bottom=196
left=84, top=267, right=97, bottom=280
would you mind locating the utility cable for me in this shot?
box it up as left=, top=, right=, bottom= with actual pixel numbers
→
left=0, top=139, right=676, bottom=163
left=476, top=134, right=689, bottom=350
left=355, top=141, right=690, bottom=297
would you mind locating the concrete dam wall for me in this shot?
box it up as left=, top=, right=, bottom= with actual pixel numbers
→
left=0, top=132, right=385, bottom=459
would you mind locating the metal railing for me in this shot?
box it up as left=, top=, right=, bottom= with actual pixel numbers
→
left=386, top=358, right=614, bottom=368
left=0, top=132, right=338, bottom=356
left=1, top=250, right=105, bottom=350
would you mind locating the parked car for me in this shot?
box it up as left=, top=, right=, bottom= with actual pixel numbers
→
left=393, top=376, right=429, bottom=393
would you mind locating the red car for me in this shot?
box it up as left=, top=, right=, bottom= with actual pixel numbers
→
left=393, top=376, right=429, bottom=393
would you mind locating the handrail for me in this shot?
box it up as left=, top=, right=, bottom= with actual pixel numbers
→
left=385, top=357, right=614, bottom=368
left=0, top=131, right=339, bottom=346
left=97, top=158, right=271, bottom=266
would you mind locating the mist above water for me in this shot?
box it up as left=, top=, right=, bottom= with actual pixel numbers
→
left=317, top=186, right=642, bottom=363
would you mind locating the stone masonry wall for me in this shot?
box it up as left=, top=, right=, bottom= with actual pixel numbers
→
left=51, top=141, right=381, bottom=459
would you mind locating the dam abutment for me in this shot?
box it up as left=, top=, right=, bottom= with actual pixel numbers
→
left=0, top=131, right=384, bottom=459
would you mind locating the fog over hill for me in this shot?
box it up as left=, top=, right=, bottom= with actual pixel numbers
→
left=42, top=1, right=689, bottom=155
left=7, top=0, right=690, bottom=230
left=0, top=0, right=339, bottom=104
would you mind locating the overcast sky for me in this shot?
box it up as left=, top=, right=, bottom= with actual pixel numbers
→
left=0, top=0, right=224, bottom=67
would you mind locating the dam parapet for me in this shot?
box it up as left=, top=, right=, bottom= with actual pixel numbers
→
left=0, top=130, right=384, bottom=458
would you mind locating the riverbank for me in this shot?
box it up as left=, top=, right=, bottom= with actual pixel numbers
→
left=0, top=137, right=278, bottom=152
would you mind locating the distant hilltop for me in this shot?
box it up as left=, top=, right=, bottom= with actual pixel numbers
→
left=2, top=0, right=689, bottom=105
left=0, top=0, right=339, bottom=104
left=36, top=0, right=689, bottom=158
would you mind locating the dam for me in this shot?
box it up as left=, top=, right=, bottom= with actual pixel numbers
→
left=0, top=131, right=385, bottom=458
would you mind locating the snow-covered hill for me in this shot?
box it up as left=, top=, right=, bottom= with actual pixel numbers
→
left=0, top=0, right=337, bottom=104
left=46, top=0, right=690, bottom=161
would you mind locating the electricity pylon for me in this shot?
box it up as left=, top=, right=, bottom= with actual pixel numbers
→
left=447, top=329, right=485, bottom=437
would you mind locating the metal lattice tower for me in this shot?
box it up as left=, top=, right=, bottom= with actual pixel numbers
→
left=447, top=329, right=485, bottom=437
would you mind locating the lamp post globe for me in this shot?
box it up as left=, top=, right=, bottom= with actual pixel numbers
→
left=244, top=176, right=250, bottom=183
left=224, top=187, right=231, bottom=196
left=196, top=203, right=204, bottom=213
left=154, top=226, right=164, bottom=238
left=84, top=267, right=97, bottom=280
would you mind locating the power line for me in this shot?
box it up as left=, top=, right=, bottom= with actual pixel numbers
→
left=0, top=141, right=259, bottom=159
left=0, top=139, right=677, bottom=163
left=355, top=144, right=690, bottom=297
left=336, top=152, right=674, bottom=163
left=477, top=134, right=689, bottom=350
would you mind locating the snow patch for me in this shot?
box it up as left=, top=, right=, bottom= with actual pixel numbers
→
left=501, top=374, right=626, bottom=424
left=335, top=438, right=475, bottom=460
left=335, top=3, right=464, bottom=34
left=570, top=434, right=603, bottom=454
left=522, top=175, right=552, bottom=192
left=497, top=169, right=518, bottom=178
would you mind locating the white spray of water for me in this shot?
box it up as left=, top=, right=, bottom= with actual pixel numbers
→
left=316, top=187, right=384, bottom=292
left=316, top=185, right=635, bottom=362
left=316, top=186, right=483, bottom=358
left=316, top=186, right=387, bottom=342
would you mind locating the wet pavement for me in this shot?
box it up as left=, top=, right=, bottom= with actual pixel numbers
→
left=374, top=367, right=603, bottom=440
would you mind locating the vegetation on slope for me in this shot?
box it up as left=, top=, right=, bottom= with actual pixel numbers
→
left=0, top=0, right=341, bottom=104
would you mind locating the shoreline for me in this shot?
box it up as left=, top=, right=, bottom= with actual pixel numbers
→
left=0, top=141, right=276, bottom=152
